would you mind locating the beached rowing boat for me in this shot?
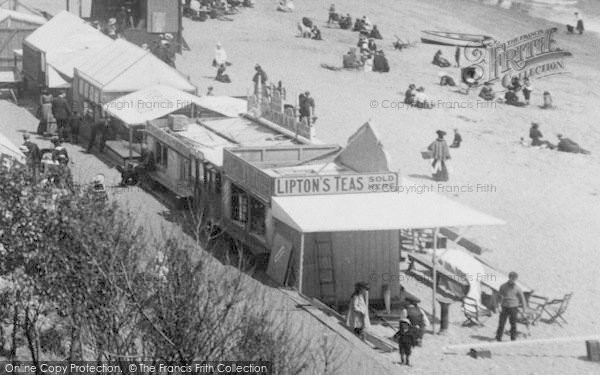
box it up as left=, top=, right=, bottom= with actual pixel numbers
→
left=421, top=30, right=496, bottom=47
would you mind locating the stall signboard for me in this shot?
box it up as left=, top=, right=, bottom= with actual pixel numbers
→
left=273, top=172, right=399, bottom=196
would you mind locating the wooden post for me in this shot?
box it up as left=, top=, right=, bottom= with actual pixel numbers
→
left=431, top=227, right=439, bottom=333
left=128, top=126, right=133, bottom=162
left=66, top=0, right=70, bottom=11
left=298, top=232, right=305, bottom=293
left=78, top=0, right=82, bottom=17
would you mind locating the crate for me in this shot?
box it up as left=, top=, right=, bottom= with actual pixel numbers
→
left=469, top=348, right=491, bottom=359
left=168, top=114, right=188, bottom=131
left=587, top=340, right=600, bottom=362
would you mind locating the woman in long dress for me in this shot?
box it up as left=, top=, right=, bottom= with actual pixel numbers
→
left=428, top=130, right=451, bottom=181
left=37, top=90, right=53, bottom=135
left=346, top=282, right=370, bottom=340
left=213, top=42, right=228, bottom=67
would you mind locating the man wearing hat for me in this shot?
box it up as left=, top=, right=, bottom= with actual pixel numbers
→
left=427, top=130, right=451, bottom=181
left=346, top=282, right=370, bottom=340
left=298, top=91, right=315, bottom=125
left=51, top=137, right=69, bottom=163
left=52, top=92, right=72, bottom=142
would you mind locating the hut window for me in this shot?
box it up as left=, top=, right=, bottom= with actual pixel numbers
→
left=249, top=197, right=266, bottom=236
left=155, top=141, right=168, bottom=168
left=231, top=185, right=248, bottom=226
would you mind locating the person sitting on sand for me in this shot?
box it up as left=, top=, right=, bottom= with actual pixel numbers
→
left=479, top=82, right=495, bottom=101
left=439, top=73, right=456, bottom=86
left=215, top=64, right=231, bottom=83
left=567, top=12, right=584, bottom=34
left=277, top=0, right=294, bottom=12
left=509, top=76, right=522, bottom=92
left=541, top=91, right=554, bottom=109
left=367, top=38, right=377, bottom=52
left=404, top=84, right=417, bottom=105
left=370, top=25, right=382, bottom=39
left=311, top=25, right=322, bottom=40
left=556, top=134, right=590, bottom=154
left=357, top=35, right=369, bottom=52
left=213, top=42, right=229, bottom=67
left=353, top=17, right=364, bottom=32
left=302, top=17, right=313, bottom=28
left=529, top=122, right=554, bottom=149
left=339, top=14, right=352, bottom=29
left=372, top=51, right=390, bottom=73
left=505, top=88, right=525, bottom=107
left=458, top=78, right=475, bottom=95
left=362, top=16, right=373, bottom=32
left=415, top=87, right=432, bottom=109
left=432, top=50, right=451, bottom=67
left=343, top=48, right=361, bottom=69
left=450, top=128, right=462, bottom=148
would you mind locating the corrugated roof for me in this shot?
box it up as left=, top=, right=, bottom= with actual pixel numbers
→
left=0, top=9, right=46, bottom=26
left=24, top=11, right=86, bottom=52
left=75, top=39, right=195, bottom=93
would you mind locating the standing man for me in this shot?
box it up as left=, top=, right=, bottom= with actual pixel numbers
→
left=575, top=12, right=584, bottom=34
left=496, top=271, right=528, bottom=342
left=299, top=91, right=315, bottom=125
left=88, top=115, right=110, bottom=153
left=454, top=46, right=461, bottom=67
left=22, top=133, right=41, bottom=176
left=69, top=110, right=81, bottom=144
left=252, top=64, right=268, bottom=96
left=327, top=3, right=336, bottom=24
left=52, top=92, right=71, bottom=142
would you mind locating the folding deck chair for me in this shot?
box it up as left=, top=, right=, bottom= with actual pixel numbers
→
left=461, top=296, right=492, bottom=326
left=542, top=292, right=573, bottom=326
left=516, top=295, right=548, bottom=336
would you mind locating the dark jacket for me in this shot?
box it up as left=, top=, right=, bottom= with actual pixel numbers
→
left=52, top=96, right=71, bottom=120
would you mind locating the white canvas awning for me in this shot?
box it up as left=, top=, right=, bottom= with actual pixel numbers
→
left=103, top=85, right=245, bottom=125
left=272, top=192, right=505, bottom=233
left=0, top=130, right=25, bottom=166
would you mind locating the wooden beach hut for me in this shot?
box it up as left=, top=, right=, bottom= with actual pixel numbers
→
left=0, top=9, right=46, bottom=69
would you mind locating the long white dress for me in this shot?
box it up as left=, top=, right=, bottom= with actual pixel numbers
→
left=214, top=47, right=227, bottom=66
left=346, top=293, right=371, bottom=329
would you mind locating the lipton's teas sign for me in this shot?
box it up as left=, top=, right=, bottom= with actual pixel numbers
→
left=274, top=172, right=398, bottom=196
left=465, top=27, right=572, bottom=84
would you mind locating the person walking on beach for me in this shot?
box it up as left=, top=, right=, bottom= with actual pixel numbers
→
left=346, top=282, right=370, bottom=341
left=427, top=130, right=451, bottom=181
left=496, top=271, right=528, bottom=342
left=522, top=78, right=533, bottom=105
left=327, top=3, right=336, bottom=24
left=569, top=12, right=585, bottom=34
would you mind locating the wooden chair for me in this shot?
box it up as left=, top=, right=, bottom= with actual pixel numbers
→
left=542, top=292, right=573, bottom=326
left=461, top=296, right=492, bottom=326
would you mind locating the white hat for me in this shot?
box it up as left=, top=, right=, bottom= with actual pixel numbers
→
left=164, top=33, right=174, bottom=40
left=216, top=41, right=222, bottom=47
left=108, top=18, right=117, bottom=26
left=19, top=145, right=29, bottom=153
left=92, top=174, right=105, bottom=185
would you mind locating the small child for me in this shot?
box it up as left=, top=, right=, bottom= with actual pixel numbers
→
left=394, top=318, right=417, bottom=366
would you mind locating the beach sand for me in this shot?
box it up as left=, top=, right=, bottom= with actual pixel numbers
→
left=3, top=0, right=600, bottom=373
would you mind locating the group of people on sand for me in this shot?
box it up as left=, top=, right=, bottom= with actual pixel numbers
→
left=349, top=35, right=389, bottom=72
left=184, top=0, right=251, bottom=21
left=333, top=8, right=382, bottom=39
left=277, top=0, right=295, bottom=12
left=404, top=84, right=433, bottom=109
left=525, top=122, right=590, bottom=154
left=300, top=17, right=323, bottom=40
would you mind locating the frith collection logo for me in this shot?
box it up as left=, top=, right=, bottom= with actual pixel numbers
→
left=464, top=27, right=572, bottom=84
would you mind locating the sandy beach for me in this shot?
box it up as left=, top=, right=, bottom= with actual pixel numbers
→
left=2, top=0, right=600, bottom=373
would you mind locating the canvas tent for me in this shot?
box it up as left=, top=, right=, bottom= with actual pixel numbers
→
left=0, top=9, right=46, bottom=69
left=73, top=39, right=196, bottom=107
left=103, top=85, right=246, bottom=125
left=22, top=10, right=89, bottom=85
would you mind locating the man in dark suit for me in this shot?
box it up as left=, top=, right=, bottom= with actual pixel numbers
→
left=52, top=93, right=72, bottom=142
left=22, top=133, right=41, bottom=174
